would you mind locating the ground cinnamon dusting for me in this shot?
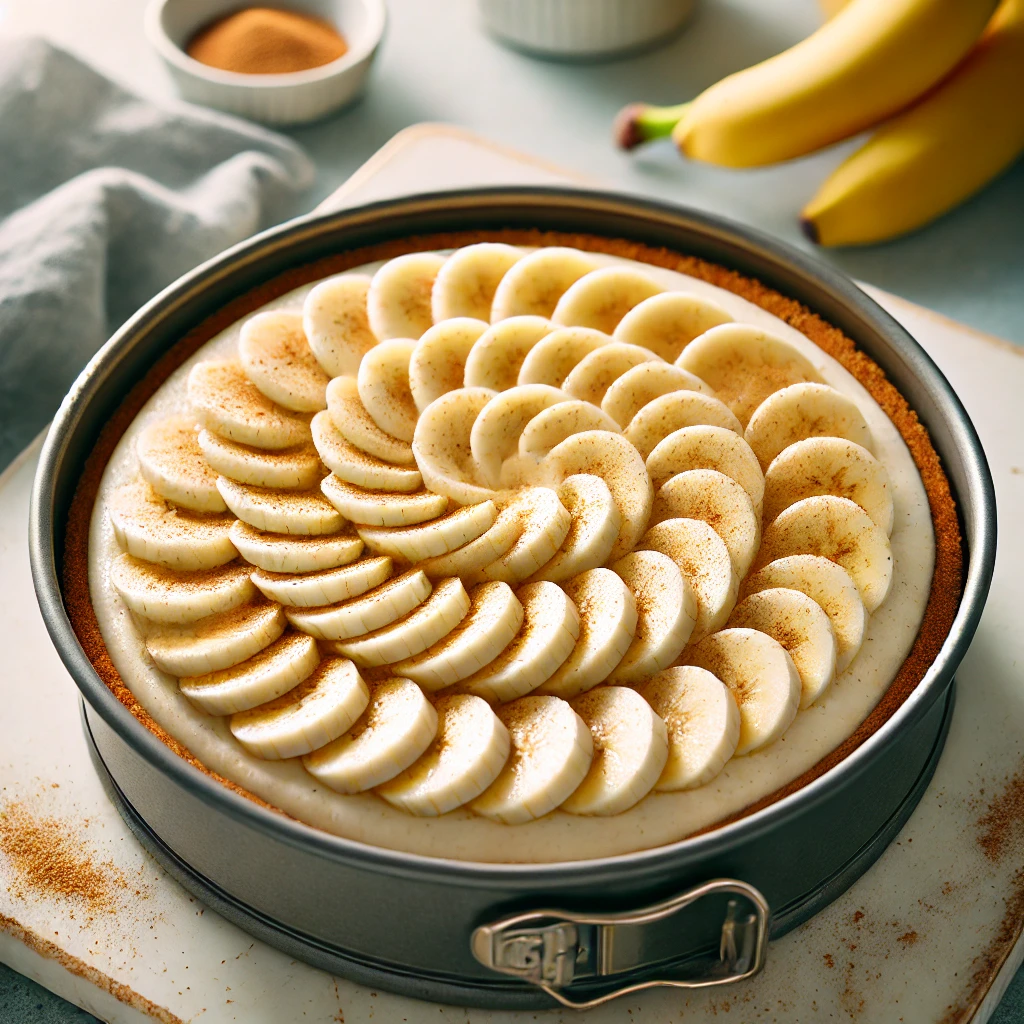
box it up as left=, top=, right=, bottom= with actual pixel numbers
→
left=975, top=769, right=1024, bottom=863
left=0, top=915, right=184, bottom=1024
left=61, top=229, right=962, bottom=826
left=0, top=802, right=127, bottom=911
left=187, top=8, right=347, bottom=75
left=937, top=766, right=1024, bottom=1024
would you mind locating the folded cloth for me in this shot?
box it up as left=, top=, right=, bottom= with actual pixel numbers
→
left=0, top=37, right=316, bottom=469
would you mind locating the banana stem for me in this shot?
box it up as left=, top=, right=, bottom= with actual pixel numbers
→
left=614, top=102, right=690, bottom=151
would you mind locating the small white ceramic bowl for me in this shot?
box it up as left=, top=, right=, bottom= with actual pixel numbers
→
left=478, top=0, right=695, bottom=60
left=145, top=0, right=386, bottom=125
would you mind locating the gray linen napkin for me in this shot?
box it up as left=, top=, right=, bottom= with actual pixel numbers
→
left=0, top=37, right=316, bottom=469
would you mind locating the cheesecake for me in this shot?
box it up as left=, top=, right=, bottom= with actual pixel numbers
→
left=64, top=233, right=962, bottom=863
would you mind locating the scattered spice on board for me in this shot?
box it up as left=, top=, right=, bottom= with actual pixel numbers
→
left=976, top=769, right=1024, bottom=863
left=0, top=801, right=128, bottom=911
left=187, top=7, right=347, bottom=75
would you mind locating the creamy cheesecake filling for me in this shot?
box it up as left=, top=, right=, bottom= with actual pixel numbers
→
left=87, top=246, right=935, bottom=863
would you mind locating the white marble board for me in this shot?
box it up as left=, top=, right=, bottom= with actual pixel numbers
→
left=1, top=126, right=1022, bottom=1024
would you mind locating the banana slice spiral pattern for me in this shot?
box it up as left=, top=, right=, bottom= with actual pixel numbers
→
left=107, top=244, right=896, bottom=823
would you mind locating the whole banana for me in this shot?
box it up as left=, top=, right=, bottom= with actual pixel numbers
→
left=802, top=0, right=1024, bottom=245
left=672, top=0, right=1000, bottom=168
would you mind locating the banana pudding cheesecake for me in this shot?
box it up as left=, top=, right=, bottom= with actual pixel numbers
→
left=66, top=234, right=961, bottom=863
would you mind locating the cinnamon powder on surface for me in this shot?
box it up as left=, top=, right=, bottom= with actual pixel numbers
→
left=0, top=801, right=128, bottom=912
left=61, top=228, right=964, bottom=832
left=187, top=7, right=347, bottom=75
left=936, top=767, right=1024, bottom=1023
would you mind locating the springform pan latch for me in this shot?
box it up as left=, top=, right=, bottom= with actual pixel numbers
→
left=471, top=878, right=769, bottom=1009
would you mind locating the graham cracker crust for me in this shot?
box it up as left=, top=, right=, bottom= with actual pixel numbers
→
left=60, top=229, right=964, bottom=832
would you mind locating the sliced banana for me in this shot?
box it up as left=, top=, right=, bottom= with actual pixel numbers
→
left=613, top=291, right=734, bottom=361
left=187, top=361, right=310, bottom=451
left=625, top=391, right=744, bottom=460
left=639, top=519, right=738, bottom=643
left=303, top=678, right=438, bottom=793
left=251, top=555, right=392, bottom=608
left=367, top=252, right=446, bottom=341
left=542, top=430, right=652, bottom=561
left=639, top=666, right=740, bottom=791
left=461, top=582, right=580, bottom=702
left=229, top=657, right=369, bottom=760
left=180, top=631, right=320, bottom=716
left=136, top=417, right=225, bottom=513
left=357, top=501, right=495, bottom=563
left=647, top=425, right=764, bottom=513
left=229, top=521, right=363, bottom=574
left=496, top=453, right=542, bottom=490
left=463, top=317, right=554, bottom=391
left=481, top=487, right=570, bottom=584
left=412, top=387, right=498, bottom=505
left=562, top=686, right=668, bottom=815
left=757, top=495, right=893, bottom=613
left=560, top=342, right=662, bottom=406
left=601, top=362, right=713, bottom=428
left=527, top=475, right=620, bottom=583
left=332, top=576, right=470, bottom=667
left=537, top=568, right=638, bottom=698
left=490, top=247, right=597, bottom=321
left=312, top=410, right=422, bottom=493
left=198, top=429, right=322, bottom=491
left=109, top=481, right=237, bottom=571
left=391, top=581, right=524, bottom=690
left=609, top=550, right=696, bottom=684
left=518, top=400, right=621, bottom=460
left=431, top=242, right=523, bottom=323
left=742, top=555, right=866, bottom=673
left=357, top=338, right=419, bottom=443
left=409, top=317, right=490, bottom=411
left=320, top=474, right=447, bottom=527
left=685, top=628, right=801, bottom=756
left=146, top=600, right=285, bottom=677
left=551, top=267, right=663, bottom=334
left=652, top=469, right=760, bottom=579
left=415, top=504, right=521, bottom=580
left=469, top=384, right=569, bottom=487
left=110, top=554, right=255, bottom=624
left=517, top=326, right=610, bottom=388
left=302, top=274, right=377, bottom=378
left=238, top=310, right=329, bottom=413
left=377, top=694, right=510, bottom=816
left=217, top=477, right=344, bottom=536
left=676, top=324, right=824, bottom=429
left=287, top=569, right=430, bottom=641
left=470, top=696, right=593, bottom=824
left=763, top=436, right=894, bottom=534
left=745, top=382, right=874, bottom=469
left=729, top=588, right=836, bottom=708
left=325, top=376, right=415, bottom=466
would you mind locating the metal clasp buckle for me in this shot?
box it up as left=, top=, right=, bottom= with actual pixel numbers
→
left=471, top=878, right=769, bottom=1009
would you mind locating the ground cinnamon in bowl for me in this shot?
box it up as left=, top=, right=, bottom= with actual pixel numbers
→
left=187, top=7, right=348, bottom=75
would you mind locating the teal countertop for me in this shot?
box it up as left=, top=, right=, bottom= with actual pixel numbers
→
left=0, top=1, right=1021, bottom=1021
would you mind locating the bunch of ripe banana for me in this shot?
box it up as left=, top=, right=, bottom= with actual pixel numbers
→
left=616, top=0, right=1024, bottom=246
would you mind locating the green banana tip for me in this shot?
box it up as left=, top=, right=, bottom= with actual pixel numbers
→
left=614, top=102, right=690, bottom=151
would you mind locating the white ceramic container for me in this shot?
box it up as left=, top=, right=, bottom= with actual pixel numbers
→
left=478, top=0, right=695, bottom=60
left=145, top=0, right=386, bottom=125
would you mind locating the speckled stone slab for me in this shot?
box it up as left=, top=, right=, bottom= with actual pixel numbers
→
left=1, top=129, right=1022, bottom=1024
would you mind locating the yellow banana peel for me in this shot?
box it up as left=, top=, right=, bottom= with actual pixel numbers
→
left=818, top=0, right=851, bottom=19
left=802, top=0, right=1024, bottom=246
left=672, top=0, right=1000, bottom=168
